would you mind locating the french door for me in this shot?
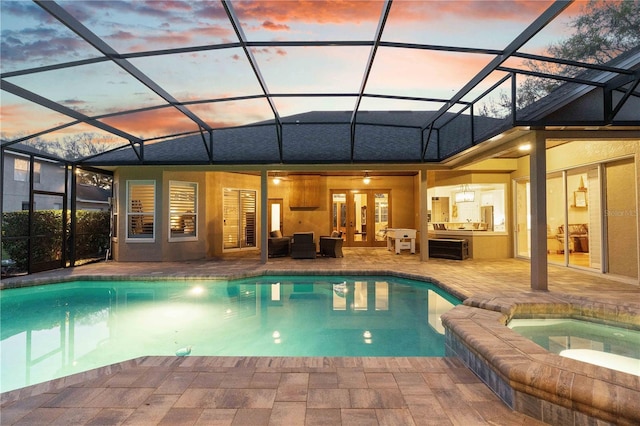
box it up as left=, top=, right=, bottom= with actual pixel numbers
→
left=331, top=190, right=390, bottom=247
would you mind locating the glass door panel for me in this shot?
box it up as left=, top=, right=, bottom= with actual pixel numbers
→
left=32, top=193, right=65, bottom=273
left=268, top=199, right=283, bottom=233
left=374, top=192, right=389, bottom=242
left=515, top=179, right=530, bottom=258
left=352, top=192, right=368, bottom=244
left=546, top=172, right=565, bottom=264
left=223, top=188, right=256, bottom=250
left=331, top=192, right=347, bottom=236
left=223, top=189, right=239, bottom=249
left=566, top=168, right=599, bottom=269
left=331, top=190, right=389, bottom=247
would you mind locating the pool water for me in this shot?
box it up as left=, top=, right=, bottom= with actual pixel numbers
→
left=0, top=275, right=459, bottom=392
left=509, top=318, right=640, bottom=376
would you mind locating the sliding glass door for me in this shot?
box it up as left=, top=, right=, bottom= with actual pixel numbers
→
left=517, top=167, right=602, bottom=271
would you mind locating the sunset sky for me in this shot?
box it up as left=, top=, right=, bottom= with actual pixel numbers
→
left=1, top=0, right=585, bottom=153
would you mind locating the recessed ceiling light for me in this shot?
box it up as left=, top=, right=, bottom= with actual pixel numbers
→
left=518, top=143, right=531, bottom=152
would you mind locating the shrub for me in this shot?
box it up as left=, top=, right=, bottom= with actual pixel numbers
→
left=1, top=210, right=110, bottom=271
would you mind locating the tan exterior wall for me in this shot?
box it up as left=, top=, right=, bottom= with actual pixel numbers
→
left=271, top=175, right=328, bottom=242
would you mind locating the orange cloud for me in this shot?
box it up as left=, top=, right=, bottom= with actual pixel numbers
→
left=0, top=103, right=72, bottom=138
left=368, top=48, right=495, bottom=94
left=233, top=1, right=384, bottom=25
left=100, top=107, right=199, bottom=139
left=232, top=0, right=552, bottom=27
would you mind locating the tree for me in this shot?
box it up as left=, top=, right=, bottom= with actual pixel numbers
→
left=547, top=0, right=640, bottom=65
left=522, top=0, right=640, bottom=105
left=3, top=133, right=114, bottom=189
left=480, top=0, right=640, bottom=114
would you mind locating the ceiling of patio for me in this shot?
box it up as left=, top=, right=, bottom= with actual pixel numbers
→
left=1, top=1, right=638, bottom=166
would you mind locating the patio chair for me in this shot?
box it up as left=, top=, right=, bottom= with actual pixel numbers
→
left=290, top=232, right=316, bottom=259
left=320, top=231, right=344, bottom=258
left=268, top=230, right=291, bottom=257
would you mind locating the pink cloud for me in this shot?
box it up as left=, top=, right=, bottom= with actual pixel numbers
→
left=391, top=1, right=551, bottom=22
left=262, top=20, right=291, bottom=31
left=231, top=1, right=551, bottom=28
left=368, top=49, right=494, bottom=93
left=109, top=30, right=137, bottom=41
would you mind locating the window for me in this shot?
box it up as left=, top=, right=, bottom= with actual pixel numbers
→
left=14, top=158, right=28, bottom=182
left=33, top=162, right=40, bottom=183
left=169, top=181, right=197, bottom=241
left=126, top=180, right=155, bottom=241
left=13, top=158, right=40, bottom=183
left=427, top=183, right=506, bottom=232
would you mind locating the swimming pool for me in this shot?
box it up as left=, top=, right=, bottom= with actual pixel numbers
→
left=0, top=275, right=459, bottom=392
left=508, top=318, right=640, bottom=376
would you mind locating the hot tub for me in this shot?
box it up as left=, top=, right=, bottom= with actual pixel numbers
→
left=442, top=295, right=640, bottom=425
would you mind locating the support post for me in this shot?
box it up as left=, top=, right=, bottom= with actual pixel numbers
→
left=419, top=169, right=429, bottom=262
left=260, top=170, right=268, bottom=264
left=530, top=131, right=548, bottom=291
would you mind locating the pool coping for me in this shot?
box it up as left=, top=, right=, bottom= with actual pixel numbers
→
left=442, top=293, right=640, bottom=426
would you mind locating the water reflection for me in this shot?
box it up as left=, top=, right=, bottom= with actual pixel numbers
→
left=1, top=277, right=459, bottom=392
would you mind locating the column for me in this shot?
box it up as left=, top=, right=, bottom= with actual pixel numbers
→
left=260, top=170, right=268, bottom=264
left=530, top=131, right=548, bottom=291
left=420, top=169, right=429, bottom=262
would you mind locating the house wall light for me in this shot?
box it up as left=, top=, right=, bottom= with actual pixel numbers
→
left=362, top=172, right=371, bottom=185
left=272, top=173, right=281, bottom=185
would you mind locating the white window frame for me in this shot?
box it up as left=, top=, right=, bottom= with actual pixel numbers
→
left=126, top=180, right=156, bottom=242
left=168, top=181, right=198, bottom=242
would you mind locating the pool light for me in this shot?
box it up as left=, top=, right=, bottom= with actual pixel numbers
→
left=190, top=286, right=204, bottom=296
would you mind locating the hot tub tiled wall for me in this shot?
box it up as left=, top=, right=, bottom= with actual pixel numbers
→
left=442, top=294, right=640, bottom=426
